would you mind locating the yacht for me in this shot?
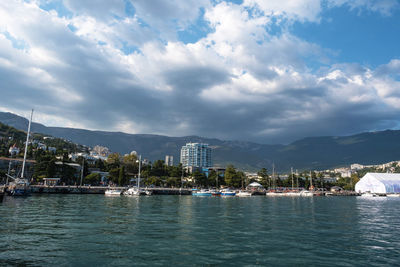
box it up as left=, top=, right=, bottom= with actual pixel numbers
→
left=192, top=189, right=212, bottom=196
left=300, top=190, right=314, bottom=197
left=360, top=192, right=377, bottom=197
left=220, top=189, right=236, bottom=196
left=237, top=190, right=252, bottom=197
left=105, top=189, right=122, bottom=196
left=6, top=110, right=34, bottom=197
left=124, top=187, right=146, bottom=196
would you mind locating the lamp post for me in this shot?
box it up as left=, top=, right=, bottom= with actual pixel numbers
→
left=136, top=155, right=141, bottom=190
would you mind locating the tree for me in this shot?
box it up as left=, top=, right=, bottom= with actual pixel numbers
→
left=84, top=173, right=101, bottom=185
left=192, top=170, right=207, bottom=187
left=257, top=168, right=269, bottom=188
left=224, top=165, right=242, bottom=188
left=107, top=153, right=121, bottom=170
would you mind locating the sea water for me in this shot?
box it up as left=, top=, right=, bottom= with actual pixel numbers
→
left=1, top=195, right=399, bottom=266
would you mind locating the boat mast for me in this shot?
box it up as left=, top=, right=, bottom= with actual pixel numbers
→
left=21, top=109, right=33, bottom=179
left=272, top=163, right=275, bottom=190
left=80, top=158, right=84, bottom=186
left=138, top=155, right=141, bottom=190
left=310, top=170, right=313, bottom=189
left=291, top=167, right=294, bottom=191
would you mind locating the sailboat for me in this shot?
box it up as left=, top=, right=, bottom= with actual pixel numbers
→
left=6, top=109, right=34, bottom=196
left=124, top=155, right=146, bottom=196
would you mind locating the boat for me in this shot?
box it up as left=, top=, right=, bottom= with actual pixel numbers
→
left=124, top=187, right=146, bottom=196
left=105, top=189, right=122, bottom=195
left=284, top=191, right=301, bottom=196
left=386, top=194, right=400, bottom=197
left=220, top=188, right=236, bottom=196
left=0, top=186, right=4, bottom=202
left=300, top=190, right=314, bottom=197
left=145, top=189, right=153, bottom=196
left=6, top=110, right=34, bottom=197
left=124, top=155, right=146, bottom=196
left=211, top=190, right=221, bottom=196
left=192, top=189, right=212, bottom=196
left=237, top=190, right=252, bottom=197
left=360, top=192, right=377, bottom=197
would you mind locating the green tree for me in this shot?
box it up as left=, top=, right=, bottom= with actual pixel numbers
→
left=192, top=170, right=207, bottom=187
left=257, top=168, right=269, bottom=188
left=84, top=173, right=101, bottom=185
left=224, top=165, right=242, bottom=188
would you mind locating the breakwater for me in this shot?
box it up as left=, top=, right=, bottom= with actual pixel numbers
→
left=29, top=185, right=192, bottom=195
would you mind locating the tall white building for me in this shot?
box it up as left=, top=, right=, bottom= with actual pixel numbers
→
left=165, top=155, right=174, bottom=166
left=180, top=143, right=212, bottom=168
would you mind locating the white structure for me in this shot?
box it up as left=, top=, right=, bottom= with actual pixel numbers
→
left=355, top=173, right=400, bottom=194
left=180, top=143, right=212, bottom=168
left=165, top=155, right=173, bottom=166
left=9, top=144, right=20, bottom=155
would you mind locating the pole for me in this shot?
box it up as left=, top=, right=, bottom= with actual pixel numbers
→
left=138, top=155, right=141, bottom=190
left=80, top=158, right=84, bottom=186
left=291, top=167, right=294, bottom=191
left=296, top=169, right=299, bottom=190
left=310, top=170, right=313, bottom=189
left=181, top=164, right=184, bottom=189
left=21, top=109, right=33, bottom=179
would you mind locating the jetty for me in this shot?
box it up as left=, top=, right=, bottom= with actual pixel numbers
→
left=29, top=185, right=192, bottom=195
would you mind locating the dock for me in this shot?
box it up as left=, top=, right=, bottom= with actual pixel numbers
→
left=29, top=185, right=192, bottom=195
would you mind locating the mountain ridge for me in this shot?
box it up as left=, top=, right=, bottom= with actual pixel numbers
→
left=1, top=111, right=399, bottom=171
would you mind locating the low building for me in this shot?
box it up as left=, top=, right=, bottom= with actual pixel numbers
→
left=9, top=144, right=20, bottom=156
left=355, top=173, right=400, bottom=194
left=43, top=178, right=61, bottom=186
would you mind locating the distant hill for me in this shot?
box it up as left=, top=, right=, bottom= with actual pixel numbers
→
left=1, top=111, right=400, bottom=171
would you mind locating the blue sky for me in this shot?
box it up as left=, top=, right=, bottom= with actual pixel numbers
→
left=0, top=0, right=400, bottom=144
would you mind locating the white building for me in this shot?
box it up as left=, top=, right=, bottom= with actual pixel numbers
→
left=355, top=173, right=400, bottom=194
left=180, top=143, right=212, bottom=169
left=165, top=155, right=173, bottom=166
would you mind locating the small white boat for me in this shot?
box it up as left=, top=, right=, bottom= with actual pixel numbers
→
left=387, top=194, right=400, bottom=197
left=145, top=189, right=153, bottom=196
left=124, top=187, right=146, bottom=196
left=237, top=190, right=252, bottom=197
left=284, top=191, right=301, bottom=196
left=300, top=190, right=314, bottom=197
left=192, top=189, right=212, bottom=196
left=360, top=192, right=377, bottom=197
left=105, top=189, right=122, bottom=196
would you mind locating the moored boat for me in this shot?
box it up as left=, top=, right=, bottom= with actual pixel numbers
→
left=124, top=187, right=146, bottom=196
left=192, top=189, right=212, bottom=196
left=360, top=192, right=377, bottom=197
left=300, top=190, right=314, bottom=197
left=237, top=190, right=252, bottom=197
left=220, top=189, right=236, bottom=196
left=105, top=189, right=122, bottom=195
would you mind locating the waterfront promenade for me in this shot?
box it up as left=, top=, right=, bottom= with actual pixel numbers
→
left=28, top=185, right=192, bottom=195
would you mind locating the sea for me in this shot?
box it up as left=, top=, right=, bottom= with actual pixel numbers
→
left=1, top=195, right=399, bottom=266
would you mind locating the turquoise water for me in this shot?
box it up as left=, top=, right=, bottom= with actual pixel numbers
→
left=1, top=195, right=400, bottom=266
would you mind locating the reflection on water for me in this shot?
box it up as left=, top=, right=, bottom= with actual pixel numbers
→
left=1, top=195, right=400, bottom=266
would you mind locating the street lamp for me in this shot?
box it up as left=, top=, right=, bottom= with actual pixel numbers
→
left=136, top=155, right=141, bottom=189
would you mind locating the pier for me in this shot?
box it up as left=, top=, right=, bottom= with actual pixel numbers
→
left=29, top=185, right=192, bottom=195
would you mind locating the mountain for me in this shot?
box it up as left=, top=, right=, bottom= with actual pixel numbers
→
left=1, top=111, right=400, bottom=171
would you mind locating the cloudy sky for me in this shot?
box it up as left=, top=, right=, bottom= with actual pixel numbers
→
left=0, top=0, right=400, bottom=144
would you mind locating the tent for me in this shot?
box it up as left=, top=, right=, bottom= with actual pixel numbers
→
left=355, top=173, right=400, bottom=194
left=247, top=182, right=264, bottom=189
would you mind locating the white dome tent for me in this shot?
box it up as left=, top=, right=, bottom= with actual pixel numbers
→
left=355, top=173, right=400, bottom=194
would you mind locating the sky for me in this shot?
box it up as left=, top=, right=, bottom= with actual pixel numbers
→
left=0, top=0, right=400, bottom=144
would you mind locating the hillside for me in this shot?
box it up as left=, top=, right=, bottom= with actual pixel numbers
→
left=1, top=111, right=400, bottom=171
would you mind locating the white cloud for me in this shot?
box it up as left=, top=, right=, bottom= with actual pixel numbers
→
left=0, top=0, right=399, bottom=144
